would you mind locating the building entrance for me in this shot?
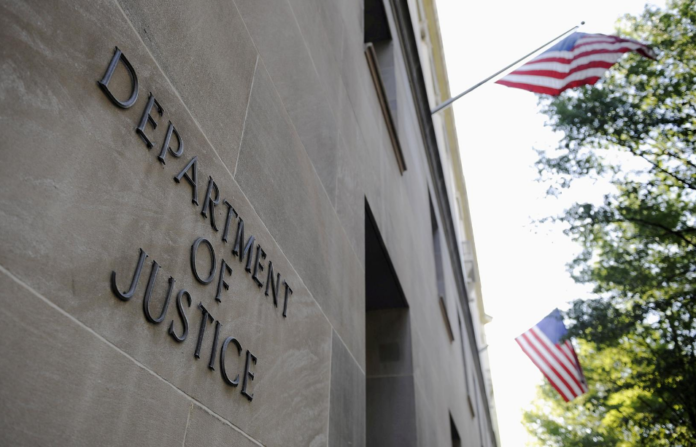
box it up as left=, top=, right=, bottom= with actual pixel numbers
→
left=365, top=203, right=417, bottom=447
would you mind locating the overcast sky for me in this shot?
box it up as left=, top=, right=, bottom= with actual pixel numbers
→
left=433, top=1, right=665, bottom=445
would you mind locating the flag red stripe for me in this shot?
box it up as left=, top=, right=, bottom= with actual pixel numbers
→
left=573, top=39, right=620, bottom=49
left=528, top=47, right=647, bottom=65
left=522, top=332, right=582, bottom=398
left=559, top=341, right=577, bottom=367
left=495, top=77, right=601, bottom=96
left=560, top=341, right=588, bottom=393
left=509, top=61, right=616, bottom=79
left=568, top=341, right=589, bottom=392
left=572, top=35, right=640, bottom=50
left=579, top=36, right=652, bottom=53
left=498, top=32, right=654, bottom=96
left=521, top=333, right=579, bottom=399
left=516, top=338, right=571, bottom=402
left=529, top=329, right=585, bottom=392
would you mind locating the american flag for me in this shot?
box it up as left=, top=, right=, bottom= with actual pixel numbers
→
left=516, top=309, right=588, bottom=402
left=496, top=32, right=656, bottom=95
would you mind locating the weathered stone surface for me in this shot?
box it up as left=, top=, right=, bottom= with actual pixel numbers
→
left=0, top=1, right=331, bottom=445
left=335, top=80, right=363, bottom=169
left=335, top=25, right=400, bottom=255
left=234, top=0, right=340, bottom=203
left=0, top=0, right=499, bottom=446
left=339, top=17, right=383, bottom=167
left=116, top=0, right=258, bottom=173
left=236, top=60, right=366, bottom=370
left=184, top=405, right=260, bottom=447
left=337, top=0, right=363, bottom=41
left=379, top=135, right=416, bottom=298
left=286, top=0, right=344, bottom=115
left=414, top=382, right=440, bottom=447
left=335, top=135, right=368, bottom=268
left=0, top=269, right=191, bottom=447
left=366, top=375, right=417, bottom=447
left=328, top=331, right=366, bottom=447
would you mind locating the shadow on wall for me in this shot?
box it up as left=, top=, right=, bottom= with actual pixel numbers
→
left=365, top=201, right=416, bottom=447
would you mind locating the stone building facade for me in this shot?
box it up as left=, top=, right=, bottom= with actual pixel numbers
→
left=0, top=0, right=498, bottom=445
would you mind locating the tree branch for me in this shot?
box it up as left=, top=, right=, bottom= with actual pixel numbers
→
left=626, top=144, right=696, bottom=190
left=622, top=216, right=696, bottom=247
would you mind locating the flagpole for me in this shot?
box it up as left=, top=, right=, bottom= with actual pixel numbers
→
left=431, top=22, right=585, bottom=114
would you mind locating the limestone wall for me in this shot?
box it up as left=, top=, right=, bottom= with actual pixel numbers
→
left=0, top=0, right=493, bottom=445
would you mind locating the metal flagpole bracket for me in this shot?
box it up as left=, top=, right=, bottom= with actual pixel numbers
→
left=431, top=21, right=585, bottom=115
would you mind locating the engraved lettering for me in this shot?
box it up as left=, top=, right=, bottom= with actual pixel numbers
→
left=208, top=320, right=221, bottom=370
left=251, top=245, right=266, bottom=288
left=201, top=176, right=220, bottom=231
left=264, top=261, right=281, bottom=307
left=215, top=259, right=232, bottom=303
left=173, top=156, right=199, bottom=205
left=136, top=93, right=163, bottom=148
left=97, top=46, right=139, bottom=109
left=142, top=261, right=175, bottom=324
left=110, top=248, right=148, bottom=301
left=190, top=237, right=216, bottom=285
left=168, top=289, right=192, bottom=343
left=220, top=336, right=242, bottom=387
left=282, top=280, right=293, bottom=318
left=194, top=303, right=214, bottom=359
left=157, top=121, right=184, bottom=164
left=232, top=217, right=255, bottom=272
left=241, top=350, right=258, bottom=401
left=221, top=200, right=238, bottom=243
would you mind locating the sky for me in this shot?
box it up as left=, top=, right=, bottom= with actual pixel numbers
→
left=433, top=1, right=665, bottom=445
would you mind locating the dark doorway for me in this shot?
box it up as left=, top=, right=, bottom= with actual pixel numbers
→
left=365, top=202, right=416, bottom=447
left=450, top=414, right=462, bottom=447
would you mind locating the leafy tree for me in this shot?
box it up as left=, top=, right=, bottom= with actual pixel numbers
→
left=524, top=340, right=693, bottom=447
left=523, top=342, right=632, bottom=447
left=526, top=0, right=696, bottom=445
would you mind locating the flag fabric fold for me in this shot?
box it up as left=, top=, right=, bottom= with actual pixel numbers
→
left=516, top=309, right=588, bottom=402
left=496, top=32, right=656, bottom=95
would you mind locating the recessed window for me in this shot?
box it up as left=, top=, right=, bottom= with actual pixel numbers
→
left=365, top=201, right=416, bottom=447
left=364, top=0, right=406, bottom=173
left=457, top=310, right=476, bottom=418
left=430, top=199, right=445, bottom=300
left=430, top=197, right=454, bottom=341
left=450, top=414, right=462, bottom=447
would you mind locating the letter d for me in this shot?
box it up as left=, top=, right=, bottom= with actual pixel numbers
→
left=97, top=46, right=139, bottom=109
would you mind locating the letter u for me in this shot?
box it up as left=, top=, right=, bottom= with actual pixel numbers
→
left=142, top=261, right=175, bottom=324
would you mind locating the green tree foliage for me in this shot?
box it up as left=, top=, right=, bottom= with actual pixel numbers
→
left=523, top=343, right=628, bottom=447
left=524, top=340, right=691, bottom=446
left=525, top=0, right=696, bottom=445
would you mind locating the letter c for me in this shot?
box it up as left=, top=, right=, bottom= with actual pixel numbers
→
left=220, top=336, right=242, bottom=387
